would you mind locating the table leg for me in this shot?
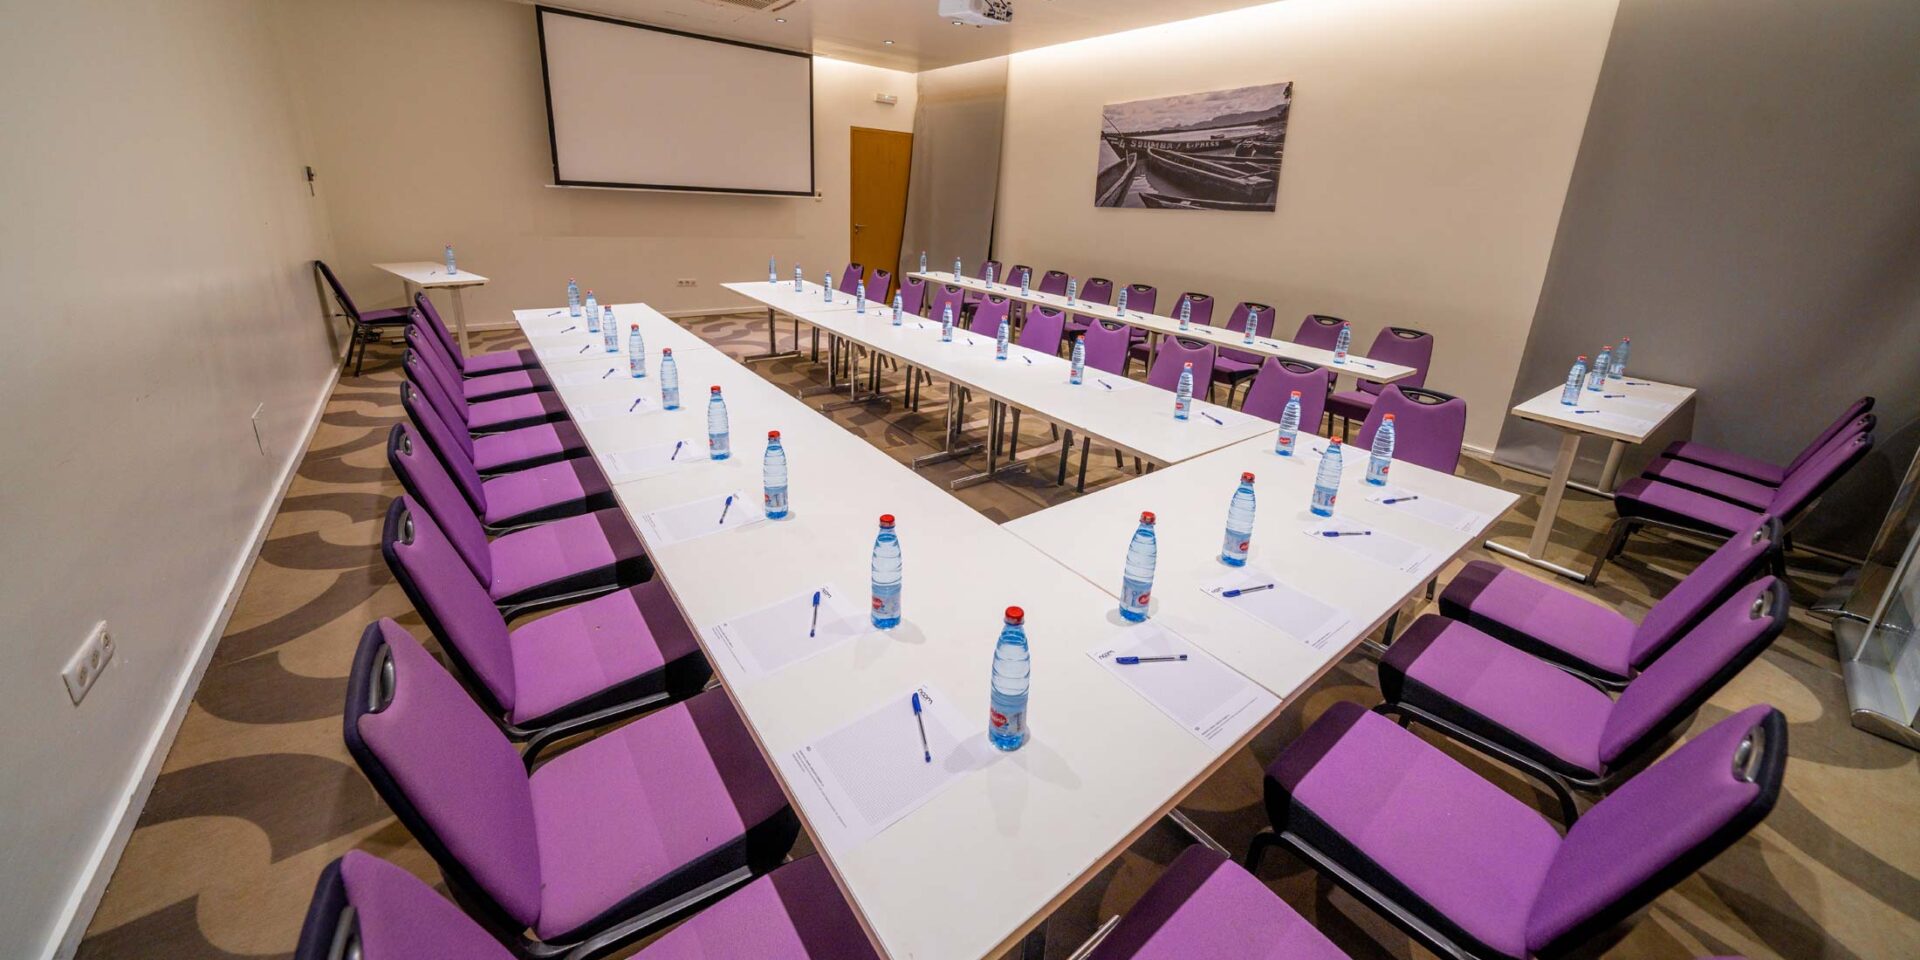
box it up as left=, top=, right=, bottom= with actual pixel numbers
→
left=1570, top=438, right=1628, bottom=498
left=1485, top=430, right=1591, bottom=580
left=450, top=286, right=472, bottom=355
left=912, top=382, right=983, bottom=469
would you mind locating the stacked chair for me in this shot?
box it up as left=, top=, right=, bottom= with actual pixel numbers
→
left=316, top=260, right=413, bottom=375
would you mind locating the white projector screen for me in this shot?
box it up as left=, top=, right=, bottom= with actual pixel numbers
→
left=537, top=7, right=814, bottom=195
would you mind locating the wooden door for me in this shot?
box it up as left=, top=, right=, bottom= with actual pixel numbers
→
left=849, top=127, right=913, bottom=300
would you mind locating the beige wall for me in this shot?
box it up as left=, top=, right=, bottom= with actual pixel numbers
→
left=0, top=1, right=339, bottom=955
left=996, top=0, right=1619, bottom=449
left=273, top=0, right=917, bottom=326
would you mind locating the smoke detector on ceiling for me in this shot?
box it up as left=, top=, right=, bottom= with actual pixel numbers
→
left=938, top=0, right=1013, bottom=27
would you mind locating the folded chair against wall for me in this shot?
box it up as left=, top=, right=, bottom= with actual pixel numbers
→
left=1078, top=846, right=1351, bottom=960
left=1657, top=396, right=1872, bottom=487
left=1643, top=410, right=1874, bottom=507
left=1381, top=576, right=1788, bottom=822
left=407, top=347, right=570, bottom=434
left=1211, top=301, right=1278, bottom=404
left=414, top=290, right=540, bottom=377
left=1248, top=701, right=1785, bottom=960
left=316, top=259, right=413, bottom=375
left=1350, top=385, right=1467, bottom=476
left=341, top=623, right=799, bottom=960
left=1292, top=313, right=1347, bottom=351
left=390, top=422, right=611, bottom=532
left=1241, top=358, right=1332, bottom=433
left=1440, top=518, right=1781, bottom=688
left=409, top=323, right=551, bottom=404
left=1327, top=327, right=1434, bottom=433
left=402, top=379, right=586, bottom=475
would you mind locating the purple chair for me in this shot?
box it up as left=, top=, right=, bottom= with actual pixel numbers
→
left=1131, top=291, right=1217, bottom=372
left=1120, top=282, right=1160, bottom=318
left=836, top=263, right=865, bottom=295
left=1250, top=700, right=1785, bottom=960
left=1242, top=358, right=1331, bottom=431
left=1382, top=576, right=1788, bottom=822
left=341, top=622, right=799, bottom=957
left=1351, top=385, right=1467, bottom=475
left=1660, top=397, right=1872, bottom=486
left=402, top=380, right=586, bottom=476
left=970, top=295, right=1013, bottom=335
left=1082, top=846, right=1349, bottom=960
left=406, top=348, right=569, bottom=435
left=1018, top=306, right=1067, bottom=357
left=866, top=266, right=893, bottom=301
left=1644, top=411, right=1873, bottom=507
left=1082, top=320, right=1132, bottom=378
left=1441, top=518, right=1782, bottom=687
left=1293, top=314, right=1346, bottom=350
left=409, top=323, right=550, bottom=404
left=899, top=275, right=928, bottom=316
left=389, top=422, right=609, bottom=532
left=962, top=258, right=1004, bottom=312
left=1064, top=277, right=1116, bottom=341
left=929, top=283, right=966, bottom=327
left=382, top=492, right=706, bottom=743
left=1327, top=327, right=1434, bottom=428
left=316, top=260, right=412, bottom=375
left=413, top=290, right=539, bottom=377
left=1037, top=269, right=1071, bottom=297
left=1009, top=264, right=1035, bottom=290
left=1211, top=301, right=1277, bottom=402
left=1147, top=337, right=1216, bottom=398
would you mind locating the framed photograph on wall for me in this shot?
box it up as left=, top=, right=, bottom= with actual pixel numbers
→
left=1095, top=81, right=1290, bottom=211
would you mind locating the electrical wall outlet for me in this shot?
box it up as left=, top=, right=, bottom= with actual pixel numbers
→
left=62, top=621, right=114, bottom=705
left=676, top=278, right=697, bottom=287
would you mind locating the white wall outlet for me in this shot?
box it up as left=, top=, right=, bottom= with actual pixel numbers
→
left=676, top=278, right=697, bottom=287
left=62, top=621, right=114, bottom=705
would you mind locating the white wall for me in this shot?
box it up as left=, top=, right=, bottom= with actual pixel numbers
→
left=996, top=0, right=1620, bottom=449
left=0, top=1, right=340, bottom=955
left=272, top=0, right=918, bottom=325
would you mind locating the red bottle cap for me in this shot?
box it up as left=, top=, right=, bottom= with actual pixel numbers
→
left=1241, top=472, right=1255, bottom=482
left=1005, top=606, right=1025, bottom=624
left=630, top=323, right=639, bottom=331
left=1139, top=511, right=1156, bottom=524
left=879, top=514, right=895, bottom=526
left=710, top=385, right=721, bottom=393
left=1383, top=414, right=1395, bottom=422
left=1289, top=390, right=1301, bottom=398
left=663, top=347, right=673, bottom=355
left=768, top=430, right=781, bottom=439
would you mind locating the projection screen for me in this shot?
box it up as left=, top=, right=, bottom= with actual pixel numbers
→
left=537, top=6, right=814, bottom=195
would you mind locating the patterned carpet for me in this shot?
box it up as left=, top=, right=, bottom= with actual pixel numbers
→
left=78, top=314, right=1920, bottom=960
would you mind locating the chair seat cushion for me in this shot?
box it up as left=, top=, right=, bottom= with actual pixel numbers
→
left=1438, top=561, right=1638, bottom=682
left=1380, top=616, right=1614, bottom=779
left=360, top=306, right=414, bottom=325
left=507, top=583, right=702, bottom=726
left=636, top=857, right=878, bottom=960
left=1640, top=457, right=1775, bottom=509
left=467, top=391, right=570, bottom=433
left=481, top=458, right=613, bottom=528
left=1325, top=389, right=1376, bottom=422
left=486, top=509, right=648, bottom=605
left=1212, top=355, right=1259, bottom=379
left=336, top=851, right=519, bottom=960
left=529, top=690, right=790, bottom=941
left=1087, top=847, right=1349, bottom=960
left=1614, top=477, right=1763, bottom=536
left=1660, top=440, right=1786, bottom=485
left=464, top=347, right=542, bottom=375
left=463, top=367, right=552, bottom=403
left=472, top=422, right=587, bottom=474
left=1266, top=702, right=1560, bottom=960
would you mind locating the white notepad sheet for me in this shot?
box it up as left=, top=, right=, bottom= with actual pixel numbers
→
left=1301, top=519, right=1434, bottom=574
left=1199, top=567, right=1354, bottom=651
left=704, top=584, right=863, bottom=680
left=1088, top=622, right=1277, bottom=745
left=779, top=684, right=977, bottom=850
left=637, top=490, right=768, bottom=545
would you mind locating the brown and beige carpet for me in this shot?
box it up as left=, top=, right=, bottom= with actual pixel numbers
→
left=78, top=314, right=1920, bottom=960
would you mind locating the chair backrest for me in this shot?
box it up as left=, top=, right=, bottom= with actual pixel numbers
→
left=1010, top=265, right=1034, bottom=290
left=342, top=619, right=543, bottom=931
left=1038, top=270, right=1071, bottom=297
left=403, top=348, right=469, bottom=427
left=1525, top=705, right=1785, bottom=956
left=971, top=295, right=1013, bottom=335
left=977, top=259, right=1003, bottom=282
left=1353, top=386, right=1466, bottom=474
left=1294, top=314, right=1346, bottom=350
left=1122, top=283, right=1159, bottom=317
left=1019, top=307, right=1067, bottom=356
left=414, top=291, right=463, bottom=366
left=1602, top=578, right=1788, bottom=768
left=1628, top=518, right=1783, bottom=668
left=392, top=409, right=485, bottom=512
left=406, top=324, right=465, bottom=406
left=1082, top=320, right=1132, bottom=376
left=1786, top=397, right=1874, bottom=474
left=1767, top=428, right=1874, bottom=524
left=837, top=263, right=865, bottom=295
left=1080, top=277, right=1114, bottom=305
left=1360, top=326, right=1434, bottom=392
left=1147, top=338, right=1216, bottom=392
left=387, top=433, right=494, bottom=589
left=401, top=379, right=473, bottom=462
left=1783, top=413, right=1873, bottom=483
left=381, top=482, right=518, bottom=716
left=1242, top=358, right=1331, bottom=428
left=295, top=851, right=518, bottom=960
left=929, top=284, right=965, bottom=326
left=1219, top=301, right=1277, bottom=364
left=866, top=267, right=893, bottom=301
left=899, top=275, right=928, bottom=315
left=1174, top=292, right=1217, bottom=328
left=314, top=260, right=364, bottom=323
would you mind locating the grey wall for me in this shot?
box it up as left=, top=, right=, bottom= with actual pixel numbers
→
left=1497, top=0, right=1920, bottom=553
left=899, top=57, right=1009, bottom=275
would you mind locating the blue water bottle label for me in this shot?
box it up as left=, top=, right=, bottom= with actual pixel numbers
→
left=871, top=584, right=901, bottom=625
left=990, top=706, right=1026, bottom=742
left=1222, top=531, right=1250, bottom=564
left=764, top=487, right=788, bottom=518
left=1312, top=486, right=1337, bottom=514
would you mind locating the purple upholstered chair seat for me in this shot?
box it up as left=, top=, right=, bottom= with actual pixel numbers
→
left=360, top=306, right=412, bottom=323
left=1613, top=477, right=1762, bottom=535
left=487, top=509, right=647, bottom=604
left=465, top=347, right=542, bottom=375
left=480, top=457, right=613, bottom=528
left=296, top=851, right=519, bottom=960
left=1086, top=847, right=1348, bottom=960
left=473, top=421, right=587, bottom=473
left=1438, top=562, right=1638, bottom=679
left=1323, top=387, right=1377, bottom=423
left=1640, top=456, right=1777, bottom=508
left=467, top=390, right=570, bottom=433
left=462, top=366, right=552, bottom=403
left=508, top=583, right=701, bottom=725
left=636, top=856, right=878, bottom=960
left=528, top=689, right=790, bottom=940
left=1661, top=443, right=1785, bottom=484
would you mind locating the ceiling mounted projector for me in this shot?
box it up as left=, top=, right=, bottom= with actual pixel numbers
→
left=939, top=0, right=1013, bottom=27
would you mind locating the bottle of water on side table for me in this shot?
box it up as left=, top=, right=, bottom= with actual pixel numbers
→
left=823, top=272, right=833, bottom=302
left=1066, top=278, right=1078, bottom=306
left=1120, top=511, right=1157, bottom=622
left=1221, top=472, right=1257, bottom=566
left=628, top=324, right=646, bottom=378
left=762, top=431, right=788, bottom=520
left=1020, top=268, right=1031, bottom=297
left=660, top=349, right=680, bottom=410
left=1588, top=345, right=1612, bottom=391
left=1243, top=306, right=1260, bottom=345
left=1179, top=297, right=1192, bottom=331
left=892, top=293, right=904, bottom=326
left=1117, top=286, right=1129, bottom=317
left=988, top=607, right=1031, bottom=752
left=953, top=256, right=964, bottom=279
left=1561, top=355, right=1588, bottom=405
left=794, top=265, right=804, bottom=292
left=443, top=244, right=456, bottom=276
left=768, top=256, right=777, bottom=284
left=1366, top=414, right=1395, bottom=486
left=1174, top=363, right=1195, bottom=420
left=586, top=291, right=600, bottom=333
left=919, top=250, right=928, bottom=274
left=707, top=386, right=731, bottom=460
left=871, top=514, right=902, bottom=629
left=856, top=280, right=867, bottom=314
left=1312, top=440, right=1344, bottom=517
left=1610, top=337, right=1631, bottom=379
left=1275, top=390, right=1302, bottom=456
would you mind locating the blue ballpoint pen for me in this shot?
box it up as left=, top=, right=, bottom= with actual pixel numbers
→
left=1023, top=355, right=1033, bottom=365
left=1625, top=380, right=1652, bottom=386
left=718, top=495, right=735, bottom=525
left=578, top=345, right=591, bottom=353
left=1571, top=409, right=1600, bottom=414
left=628, top=398, right=643, bottom=412
left=1098, top=379, right=1114, bottom=390
left=601, top=368, right=615, bottom=379
left=1381, top=495, right=1420, bottom=505
left=669, top=440, right=684, bottom=460
left=1221, top=583, right=1276, bottom=598
left=559, top=325, right=577, bottom=333
left=911, top=693, right=931, bottom=763
left=808, top=590, right=821, bottom=638
left=548, top=310, right=563, bottom=316
left=1322, top=530, right=1373, bottom=538
left=1602, top=394, right=1626, bottom=398
left=1116, top=654, right=1188, bottom=665
left=1201, top=411, right=1225, bottom=425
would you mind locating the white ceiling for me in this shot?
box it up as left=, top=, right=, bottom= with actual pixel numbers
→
left=522, top=0, right=1282, bottom=71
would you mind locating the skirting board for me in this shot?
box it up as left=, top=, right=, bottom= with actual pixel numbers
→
left=41, top=363, right=339, bottom=960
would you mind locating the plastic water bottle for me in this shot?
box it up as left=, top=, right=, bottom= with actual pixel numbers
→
left=1367, top=414, right=1395, bottom=485
left=768, top=256, right=777, bottom=284
left=1221, top=472, right=1256, bottom=566
left=1069, top=337, right=1086, bottom=384
left=1243, top=306, right=1260, bottom=345
left=586, top=293, right=600, bottom=334
left=443, top=244, right=456, bottom=276
left=660, top=348, right=680, bottom=410
left=919, top=251, right=928, bottom=273
left=1275, top=390, right=1302, bottom=456
left=1179, top=298, right=1192, bottom=331
left=1120, top=512, right=1157, bottom=622
left=1311, top=440, right=1344, bottom=517
left=793, top=266, right=803, bottom=292
left=627, top=324, right=646, bottom=378
left=892, top=293, right=904, bottom=326
left=1610, top=338, right=1631, bottom=379
left=1560, top=356, right=1588, bottom=405
left=857, top=280, right=867, bottom=314
left=602, top=307, right=620, bottom=352
left=762, top=431, right=789, bottom=520
left=823, top=272, right=833, bottom=303
left=950, top=256, right=962, bottom=279
left=1066, top=278, right=1078, bottom=305
left=1174, top=363, right=1195, bottom=420
left=871, top=515, right=902, bottom=629
left=1117, top=286, right=1129, bottom=317
left=1020, top=268, right=1031, bottom=296
left=706, top=386, right=731, bottom=461
left=996, top=317, right=1011, bottom=359
left=567, top=278, right=581, bottom=317
left=1587, top=345, right=1611, bottom=391
left=1333, top=323, right=1352, bottom=363
left=941, top=305, right=955, bottom=342
left=985, top=263, right=996, bottom=288
left=988, top=607, right=1031, bottom=752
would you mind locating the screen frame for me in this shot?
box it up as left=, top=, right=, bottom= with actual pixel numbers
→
left=535, top=5, right=817, bottom=196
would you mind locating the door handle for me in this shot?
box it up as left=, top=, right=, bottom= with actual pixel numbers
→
left=854, top=224, right=865, bottom=232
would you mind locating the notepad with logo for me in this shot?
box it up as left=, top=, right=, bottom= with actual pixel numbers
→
left=1365, top=487, right=1489, bottom=533
left=1301, top=519, right=1433, bottom=573
left=704, top=584, right=861, bottom=680
left=1088, top=622, right=1277, bottom=745
left=1199, top=567, right=1352, bottom=651
left=636, top=489, right=768, bottom=545
left=600, top=437, right=706, bottom=481
left=777, top=684, right=976, bottom=850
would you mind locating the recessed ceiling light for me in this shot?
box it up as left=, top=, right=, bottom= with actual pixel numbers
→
left=952, top=20, right=963, bottom=26
left=883, top=39, right=895, bottom=45
left=774, top=17, right=785, bottom=22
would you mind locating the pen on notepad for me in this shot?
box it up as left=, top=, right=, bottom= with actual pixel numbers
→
left=718, top=495, right=735, bottom=525
left=1571, top=409, right=1600, bottom=414
left=1382, top=495, right=1419, bottom=505
left=1321, top=530, right=1373, bottom=538
left=547, top=310, right=563, bottom=316
left=1625, top=380, right=1651, bottom=386
left=808, top=590, right=821, bottom=638
left=1200, top=411, right=1225, bottom=425
left=1221, top=583, right=1275, bottom=598
left=1097, top=379, right=1114, bottom=390
left=602, top=368, right=616, bottom=379
left=578, top=345, right=591, bottom=354
left=669, top=440, right=684, bottom=460
left=1602, top=393, right=1626, bottom=398
left=1116, top=655, right=1188, bottom=665
left=911, top=693, right=931, bottom=764
left=1023, top=355, right=1033, bottom=365
left=628, top=398, right=643, bottom=412
left=559, top=325, right=577, bottom=333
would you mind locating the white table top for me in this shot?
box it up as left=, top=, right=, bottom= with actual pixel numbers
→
left=725, top=281, right=1273, bottom=465
left=909, top=271, right=1417, bottom=383
left=372, top=260, right=489, bottom=287
left=739, top=277, right=867, bottom=316
left=1511, top=376, right=1695, bottom=444
left=1006, top=434, right=1518, bottom=698
left=512, top=304, right=717, bottom=369
left=520, top=303, right=1285, bottom=960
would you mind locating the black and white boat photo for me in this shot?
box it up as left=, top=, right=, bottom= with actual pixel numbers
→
left=1095, top=81, right=1290, bottom=212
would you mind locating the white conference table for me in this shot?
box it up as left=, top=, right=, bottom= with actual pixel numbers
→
left=725, top=281, right=1272, bottom=490
left=1488, top=376, right=1695, bottom=581
left=374, top=260, right=489, bottom=354
left=908, top=270, right=1418, bottom=384
left=1008, top=433, right=1518, bottom=698
left=515, top=303, right=1311, bottom=959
